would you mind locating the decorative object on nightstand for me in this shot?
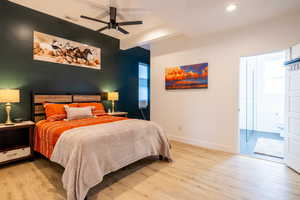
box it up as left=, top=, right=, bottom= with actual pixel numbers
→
left=0, top=121, right=35, bottom=165
left=107, top=92, right=119, bottom=113
left=14, top=118, right=24, bottom=123
left=0, top=89, right=20, bottom=125
left=107, top=112, right=128, bottom=117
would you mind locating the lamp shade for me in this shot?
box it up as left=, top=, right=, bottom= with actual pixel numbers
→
left=107, top=92, right=119, bottom=101
left=0, top=89, right=20, bottom=103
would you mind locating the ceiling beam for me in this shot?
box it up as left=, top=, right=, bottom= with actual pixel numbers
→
left=120, top=25, right=179, bottom=50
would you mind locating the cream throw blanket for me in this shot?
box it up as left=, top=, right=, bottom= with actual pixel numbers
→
left=51, top=119, right=172, bottom=200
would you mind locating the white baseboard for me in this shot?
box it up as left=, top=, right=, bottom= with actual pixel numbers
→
left=168, top=135, right=235, bottom=153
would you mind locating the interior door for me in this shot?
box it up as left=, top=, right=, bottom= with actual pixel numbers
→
left=285, top=62, right=300, bottom=173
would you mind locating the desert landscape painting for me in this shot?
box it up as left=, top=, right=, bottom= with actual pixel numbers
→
left=165, top=63, right=208, bottom=89
left=33, top=31, right=101, bottom=70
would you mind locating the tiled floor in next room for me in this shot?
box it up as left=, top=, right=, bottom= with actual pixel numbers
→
left=240, top=129, right=284, bottom=163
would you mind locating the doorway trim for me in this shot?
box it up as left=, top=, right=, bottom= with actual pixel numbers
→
left=237, top=49, right=287, bottom=161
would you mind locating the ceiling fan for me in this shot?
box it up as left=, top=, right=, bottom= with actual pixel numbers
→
left=80, top=7, right=143, bottom=35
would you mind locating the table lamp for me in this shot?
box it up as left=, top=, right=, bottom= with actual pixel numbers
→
left=107, top=92, right=119, bottom=113
left=0, top=89, right=20, bottom=125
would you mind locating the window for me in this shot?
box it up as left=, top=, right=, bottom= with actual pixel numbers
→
left=139, top=63, right=149, bottom=108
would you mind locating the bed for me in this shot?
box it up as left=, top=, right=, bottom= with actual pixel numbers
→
left=32, top=93, right=172, bottom=200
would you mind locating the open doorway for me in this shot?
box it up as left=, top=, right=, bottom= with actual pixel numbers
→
left=239, top=51, right=286, bottom=162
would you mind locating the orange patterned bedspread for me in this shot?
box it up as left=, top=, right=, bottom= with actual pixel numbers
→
left=34, top=116, right=128, bottom=159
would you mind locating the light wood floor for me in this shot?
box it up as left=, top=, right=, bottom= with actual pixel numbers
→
left=0, top=141, right=300, bottom=200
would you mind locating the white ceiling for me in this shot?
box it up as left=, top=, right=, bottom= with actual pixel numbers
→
left=9, top=0, right=300, bottom=48
left=9, top=0, right=167, bottom=40
left=144, top=0, right=300, bottom=37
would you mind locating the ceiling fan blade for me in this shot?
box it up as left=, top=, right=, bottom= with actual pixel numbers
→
left=80, top=15, right=109, bottom=24
left=118, top=21, right=143, bottom=26
left=117, top=26, right=129, bottom=34
left=97, top=26, right=109, bottom=32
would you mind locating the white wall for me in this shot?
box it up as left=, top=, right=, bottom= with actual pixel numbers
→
left=150, top=12, right=300, bottom=153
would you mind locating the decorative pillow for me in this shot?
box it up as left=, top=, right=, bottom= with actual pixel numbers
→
left=77, top=102, right=106, bottom=116
left=64, top=105, right=93, bottom=120
left=44, top=103, right=78, bottom=121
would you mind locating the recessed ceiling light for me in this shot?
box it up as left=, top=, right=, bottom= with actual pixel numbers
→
left=226, top=3, right=238, bottom=12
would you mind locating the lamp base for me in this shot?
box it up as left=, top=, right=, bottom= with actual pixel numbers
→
left=4, top=103, right=14, bottom=125
left=112, top=100, right=115, bottom=113
left=5, top=120, right=14, bottom=125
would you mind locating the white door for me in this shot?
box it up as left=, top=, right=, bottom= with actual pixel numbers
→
left=285, top=62, right=300, bottom=173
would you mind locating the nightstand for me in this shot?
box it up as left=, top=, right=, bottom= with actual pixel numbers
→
left=107, top=112, right=128, bottom=117
left=0, top=121, right=35, bottom=165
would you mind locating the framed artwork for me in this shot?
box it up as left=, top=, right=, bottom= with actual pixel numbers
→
left=33, top=31, right=101, bottom=70
left=165, top=63, right=208, bottom=89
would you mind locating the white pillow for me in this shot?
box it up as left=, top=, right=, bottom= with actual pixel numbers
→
left=64, top=105, right=93, bottom=120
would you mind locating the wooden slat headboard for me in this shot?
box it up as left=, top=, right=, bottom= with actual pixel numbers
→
left=32, top=93, right=101, bottom=122
left=34, top=95, right=72, bottom=104
left=73, top=95, right=101, bottom=102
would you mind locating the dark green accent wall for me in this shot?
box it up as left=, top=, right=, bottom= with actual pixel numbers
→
left=0, top=1, right=150, bottom=122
